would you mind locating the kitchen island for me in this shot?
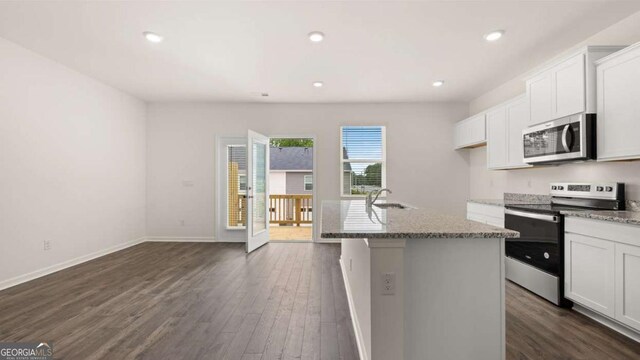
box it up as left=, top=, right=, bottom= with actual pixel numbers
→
left=321, top=200, right=519, bottom=360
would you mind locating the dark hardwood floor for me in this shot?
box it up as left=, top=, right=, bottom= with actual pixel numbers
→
left=0, top=242, right=358, bottom=360
left=506, top=280, right=640, bottom=360
left=1, top=242, right=639, bottom=359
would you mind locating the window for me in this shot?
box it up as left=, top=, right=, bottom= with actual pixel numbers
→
left=340, top=126, right=386, bottom=196
left=227, top=145, right=247, bottom=229
left=304, top=175, right=313, bottom=191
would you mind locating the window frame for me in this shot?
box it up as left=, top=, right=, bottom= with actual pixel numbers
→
left=304, top=174, right=313, bottom=191
left=339, top=126, right=387, bottom=198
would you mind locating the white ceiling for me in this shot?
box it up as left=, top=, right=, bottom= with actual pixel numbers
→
left=0, top=1, right=638, bottom=103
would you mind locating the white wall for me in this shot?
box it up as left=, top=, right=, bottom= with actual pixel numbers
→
left=269, top=171, right=287, bottom=195
left=0, top=37, right=147, bottom=287
left=146, top=102, right=469, bottom=241
left=467, top=11, right=640, bottom=200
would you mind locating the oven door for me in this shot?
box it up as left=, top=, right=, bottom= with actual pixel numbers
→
left=523, top=113, right=591, bottom=164
left=504, top=209, right=563, bottom=276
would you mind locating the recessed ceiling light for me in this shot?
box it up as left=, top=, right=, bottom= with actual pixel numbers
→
left=484, top=30, right=505, bottom=42
left=308, top=31, right=324, bottom=43
left=313, top=81, right=324, bottom=88
left=143, top=31, right=164, bottom=43
left=432, top=80, right=445, bottom=87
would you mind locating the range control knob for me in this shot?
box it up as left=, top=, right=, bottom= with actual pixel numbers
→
left=557, top=186, right=564, bottom=190
left=551, top=186, right=558, bottom=190
left=597, top=186, right=604, bottom=192
left=606, top=186, right=614, bottom=192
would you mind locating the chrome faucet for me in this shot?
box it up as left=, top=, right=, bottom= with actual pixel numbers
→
left=366, top=188, right=392, bottom=208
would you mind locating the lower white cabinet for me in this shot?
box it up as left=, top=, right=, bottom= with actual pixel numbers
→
left=615, top=243, right=640, bottom=330
left=467, top=202, right=504, bottom=228
left=565, top=233, right=615, bottom=317
left=565, top=217, right=640, bottom=333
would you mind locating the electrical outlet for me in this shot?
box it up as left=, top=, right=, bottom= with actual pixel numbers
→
left=43, top=240, right=51, bottom=251
left=180, top=220, right=185, bottom=226
left=381, top=272, right=395, bottom=295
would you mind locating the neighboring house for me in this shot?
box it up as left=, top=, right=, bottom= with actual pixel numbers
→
left=269, top=146, right=313, bottom=195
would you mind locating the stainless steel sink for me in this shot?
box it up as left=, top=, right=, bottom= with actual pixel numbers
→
left=373, top=203, right=407, bottom=209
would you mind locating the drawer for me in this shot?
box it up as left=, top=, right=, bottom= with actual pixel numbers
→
left=566, top=217, right=640, bottom=247
left=467, top=202, right=505, bottom=219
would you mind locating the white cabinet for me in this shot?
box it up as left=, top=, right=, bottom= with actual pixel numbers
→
left=486, top=107, right=507, bottom=168
left=527, top=72, right=553, bottom=126
left=565, top=217, right=640, bottom=334
left=615, top=243, right=640, bottom=330
left=486, top=95, right=532, bottom=170
left=596, top=42, right=640, bottom=161
left=467, top=202, right=504, bottom=228
left=565, top=232, right=615, bottom=317
left=553, top=54, right=586, bottom=118
left=526, top=46, right=624, bottom=126
left=453, top=114, right=486, bottom=149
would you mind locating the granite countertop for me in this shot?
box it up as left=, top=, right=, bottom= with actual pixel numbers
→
left=561, top=210, right=640, bottom=226
left=320, top=200, right=519, bottom=239
left=467, top=199, right=506, bottom=206
left=468, top=193, right=552, bottom=207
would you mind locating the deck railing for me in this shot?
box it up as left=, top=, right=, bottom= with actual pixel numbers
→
left=269, top=194, right=313, bottom=226
left=231, top=194, right=312, bottom=227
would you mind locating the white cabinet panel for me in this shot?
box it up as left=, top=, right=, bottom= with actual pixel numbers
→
left=466, top=202, right=504, bottom=228
left=506, top=98, right=531, bottom=168
left=565, top=233, right=615, bottom=317
left=453, top=114, right=486, bottom=149
left=597, top=43, right=640, bottom=161
left=486, top=96, right=532, bottom=170
left=526, top=46, right=622, bottom=126
left=486, top=107, right=507, bottom=169
left=615, top=243, right=640, bottom=331
left=527, top=72, right=553, bottom=126
left=553, top=53, right=585, bottom=118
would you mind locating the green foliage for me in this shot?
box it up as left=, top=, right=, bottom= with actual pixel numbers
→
left=270, top=138, right=314, bottom=148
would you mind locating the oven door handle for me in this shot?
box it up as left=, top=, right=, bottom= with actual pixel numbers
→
left=505, top=209, right=560, bottom=223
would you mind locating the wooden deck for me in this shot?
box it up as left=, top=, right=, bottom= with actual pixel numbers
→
left=270, top=225, right=313, bottom=241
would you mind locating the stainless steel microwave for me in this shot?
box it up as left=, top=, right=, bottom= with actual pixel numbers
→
left=523, top=113, right=596, bottom=165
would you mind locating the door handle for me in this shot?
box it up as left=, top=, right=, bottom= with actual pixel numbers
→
left=561, top=124, right=573, bottom=153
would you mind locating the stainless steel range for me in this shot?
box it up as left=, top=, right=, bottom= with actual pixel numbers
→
left=504, top=182, right=625, bottom=306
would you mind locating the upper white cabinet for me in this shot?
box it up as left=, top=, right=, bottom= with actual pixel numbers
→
left=526, top=46, right=624, bottom=126
left=596, top=42, right=640, bottom=162
left=453, top=114, right=486, bottom=149
left=486, top=95, right=532, bottom=170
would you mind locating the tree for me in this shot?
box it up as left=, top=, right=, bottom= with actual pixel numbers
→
left=363, top=163, right=382, bottom=186
left=270, top=138, right=314, bottom=148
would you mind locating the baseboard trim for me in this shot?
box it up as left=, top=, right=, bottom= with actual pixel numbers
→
left=0, top=237, right=146, bottom=291
left=339, top=257, right=368, bottom=360
left=144, top=236, right=217, bottom=243
left=573, top=304, right=640, bottom=343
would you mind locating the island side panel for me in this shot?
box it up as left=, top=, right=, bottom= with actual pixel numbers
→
left=340, top=238, right=372, bottom=360
left=404, top=237, right=506, bottom=360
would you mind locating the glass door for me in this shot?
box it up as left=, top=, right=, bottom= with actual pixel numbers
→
left=246, top=130, right=270, bottom=253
